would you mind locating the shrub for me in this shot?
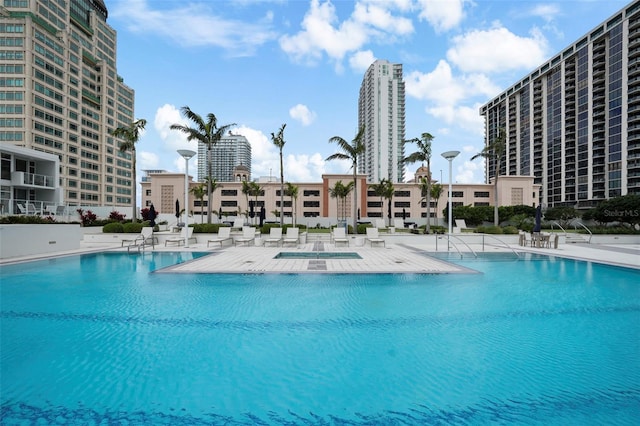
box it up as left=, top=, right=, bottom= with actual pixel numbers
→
left=193, top=223, right=223, bottom=233
left=122, top=222, right=144, bottom=233
left=103, top=222, right=124, bottom=233
left=475, top=225, right=503, bottom=234
left=108, top=211, right=126, bottom=222
left=76, top=209, right=97, bottom=227
left=501, top=226, right=519, bottom=234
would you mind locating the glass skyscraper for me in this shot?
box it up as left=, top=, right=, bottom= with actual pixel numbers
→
left=480, top=1, right=640, bottom=208
left=197, top=134, right=251, bottom=182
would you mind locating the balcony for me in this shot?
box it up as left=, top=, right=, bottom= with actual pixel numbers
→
left=11, top=171, right=55, bottom=188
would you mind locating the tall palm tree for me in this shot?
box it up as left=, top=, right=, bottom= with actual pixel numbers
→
left=203, top=176, right=220, bottom=219
left=430, top=182, right=443, bottom=221
left=271, top=124, right=286, bottom=226
left=241, top=180, right=251, bottom=222
left=170, top=106, right=235, bottom=224
left=369, top=180, right=387, bottom=219
left=326, top=126, right=365, bottom=233
left=472, top=128, right=506, bottom=226
left=249, top=181, right=262, bottom=225
left=382, top=179, right=395, bottom=227
left=285, top=182, right=299, bottom=226
left=190, top=183, right=206, bottom=223
left=404, top=132, right=433, bottom=233
left=111, top=118, right=147, bottom=223
left=328, top=180, right=353, bottom=223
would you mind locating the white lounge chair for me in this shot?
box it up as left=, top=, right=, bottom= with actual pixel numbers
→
left=393, top=218, right=405, bottom=229
left=231, top=218, right=244, bottom=231
left=234, top=226, right=256, bottom=246
left=365, top=227, right=385, bottom=247
left=165, top=226, right=196, bottom=246
left=283, top=227, right=299, bottom=247
left=264, top=227, right=283, bottom=247
left=122, top=227, right=157, bottom=250
left=207, top=227, right=232, bottom=247
left=332, top=227, right=349, bottom=247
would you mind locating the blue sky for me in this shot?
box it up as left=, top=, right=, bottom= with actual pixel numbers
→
left=107, top=0, right=629, bottom=185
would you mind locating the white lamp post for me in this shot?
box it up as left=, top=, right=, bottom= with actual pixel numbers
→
left=441, top=150, right=460, bottom=235
left=178, top=149, right=196, bottom=247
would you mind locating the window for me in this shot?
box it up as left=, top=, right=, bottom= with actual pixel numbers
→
left=452, top=191, right=464, bottom=197
left=474, top=191, right=490, bottom=198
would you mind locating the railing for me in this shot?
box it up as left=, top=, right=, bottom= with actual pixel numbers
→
left=479, top=234, right=520, bottom=258
left=574, top=222, right=593, bottom=243
left=12, top=171, right=56, bottom=188
left=436, top=234, right=477, bottom=258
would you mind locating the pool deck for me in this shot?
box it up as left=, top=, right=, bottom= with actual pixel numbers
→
left=2, top=235, right=639, bottom=273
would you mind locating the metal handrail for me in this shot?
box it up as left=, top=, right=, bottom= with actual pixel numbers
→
left=447, top=234, right=478, bottom=258
left=551, top=221, right=568, bottom=236
left=481, top=234, right=520, bottom=258
left=574, top=222, right=593, bottom=243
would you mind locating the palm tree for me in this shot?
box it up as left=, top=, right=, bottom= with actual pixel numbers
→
left=111, top=118, right=147, bottom=223
left=170, top=106, right=235, bottom=224
left=369, top=178, right=391, bottom=222
left=326, top=126, right=365, bottom=233
left=382, top=179, right=395, bottom=227
left=285, top=182, right=299, bottom=226
left=471, top=128, right=506, bottom=226
left=404, top=132, right=433, bottom=233
left=328, top=180, right=353, bottom=224
left=241, top=180, right=251, bottom=223
left=202, top=176, right=220, bottom=220
left=190, top=183, right=206, bottom=223
left=430, top=182, right=443, bottom=221
left=271, top=124, right=287, bottom=226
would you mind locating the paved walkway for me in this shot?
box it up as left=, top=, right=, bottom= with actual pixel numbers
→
left=3, top=237, right=637, bottom=273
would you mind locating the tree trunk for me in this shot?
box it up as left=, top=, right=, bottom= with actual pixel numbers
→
left=132, top=150, right=137, bottom=223
left=207, top=146, right=212, bottom=224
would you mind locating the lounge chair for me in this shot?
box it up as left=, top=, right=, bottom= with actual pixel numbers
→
left=165, top=226, right=196, bottom=246
left=234, top=226, right=256, bottom=246
left=283, top=227, right=299, bottom=247
left=207, top=227, right=232, bottom=247
left=365, top=227, right=385, bottom=247
left=122, top=227, right=157, bottom=250
left=393, top=218, right=405, bottom=229
left=264, top=227, right=283, bottom=247
left=332, top=227, right=349, bottom=247
left=231, top=218, right=244, bottom=231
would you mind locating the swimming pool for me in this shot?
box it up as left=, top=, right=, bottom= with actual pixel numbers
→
left=1, top=252, right=639, bottom=424
left=274, top=251, right=362, bottom=259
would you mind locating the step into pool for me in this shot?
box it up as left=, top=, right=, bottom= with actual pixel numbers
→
left=274, top=252, right=362, bottom=259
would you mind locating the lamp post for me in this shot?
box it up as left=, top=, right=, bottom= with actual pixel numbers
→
left=441, top=150, right=460, bottom=235
left=178, top=149, right=196, bottom=247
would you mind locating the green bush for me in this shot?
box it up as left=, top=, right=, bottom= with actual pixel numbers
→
left=501, top=225, right=519, bottom=234
left=102, top=222, right=124, bottom=233
left=475, top=225, right=503, bottom=234
left=122, top=222, right=144, bottom=233
left=193, top=223, right=225, bottom=233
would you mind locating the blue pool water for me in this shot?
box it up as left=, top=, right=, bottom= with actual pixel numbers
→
left=1, top=252, right=639, bottom=425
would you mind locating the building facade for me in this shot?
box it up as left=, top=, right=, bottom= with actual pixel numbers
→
left=141, top=170, right=540, bottom=227
left=0, top=0, right=135, bottom=208
left=358, top=59, right=406, bottom=184
left=480, top=1, right=640, bottom=209
left=197, top=134, right=251, bottom=182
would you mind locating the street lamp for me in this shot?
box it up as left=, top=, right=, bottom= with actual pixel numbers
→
left=441, top=150, right=460, bottom=235
left=178, top=149, right=196, bottom=247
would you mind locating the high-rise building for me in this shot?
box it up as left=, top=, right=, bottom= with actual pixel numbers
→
left=358, top=59, right=406, bottom=183
left=480, top=1, right=640, bottom=209
left=197, top=134, right=251, bottom=182
left=0, top=0, right=135, bottom=208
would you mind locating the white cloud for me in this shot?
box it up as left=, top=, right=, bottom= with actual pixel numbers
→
left=456, top=160, right=481, bottom=184
left=110, top=0, right=277, bottom=56
left=446, top=25, right=549, bottom=73
left=416, top=0, right=465, bottom=33
left=279, top=0, right=414, bottom=68
left=138, top=151, right=160, bottom=170
left=289, top=104, right=317, bottom=126
left=349, top=50, right=376, bottom=73
left=528, top=4, right=560, bottom=23
left=153, top=104, right=193, bottom=152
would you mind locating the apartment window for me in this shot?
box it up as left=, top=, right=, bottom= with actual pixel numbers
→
left=221, top=189, right=237, bottom=196
left=303, top=190, right=320, bottom=196
left=145, top=189, right=151, bottom=196
left=303, top=201, right=320, bottom=207
left=474, top=191, right=490, bottom=198
left=452, top=191, right=464, bottom=197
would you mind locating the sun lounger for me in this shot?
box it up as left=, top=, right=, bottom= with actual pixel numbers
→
left=282, top=227, right=299, bottom=247
left=332, top=227, right=349, bottom=247
left=122, top=227, right=157, bottom=251
left=234, top=226, right=256, bottom=246
left=264, top=227, right=283, bottom=247
left=207, top=227, right=232, bottom=247
left=165, top=226, right=196, bottom=246
left=365, top=227, right=385, bottom=247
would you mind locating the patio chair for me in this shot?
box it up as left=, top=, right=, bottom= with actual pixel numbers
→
left=264, top=227, right=283, bottom=247
left=165, top=226, right=196, bottom=246
left=282, top=227, right=299, bottom=247
left=231, top=218, right=244, bottom=231
left=122, top=227, right=157, bottom=250
left=234, top=226, right=256, bottom=246
left=365, top=227, right=386, bottom=247
left=332, top=227, right=349, bottom=247
left=207, top=227, right=233, bottom=247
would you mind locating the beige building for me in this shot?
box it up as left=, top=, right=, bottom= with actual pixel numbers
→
left=141, top=169, right=541, bottom=227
